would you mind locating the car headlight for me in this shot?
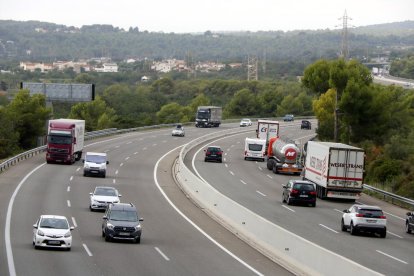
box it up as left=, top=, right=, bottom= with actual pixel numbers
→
left=91, top=199, right=98, bottom=204
left=84, top=163, right=90, bottom=169
left=37, top=230, right=44, bottom=236
left=106, top=223, right=114, bottom=230
left=64, top=231, right=71, bottom=238
left=135, top=224, right=142, bottom=231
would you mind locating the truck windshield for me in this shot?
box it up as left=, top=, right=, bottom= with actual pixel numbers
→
left=197, top=111, right=209, bottom=119
left=48, top=135, right=72, bottom=145
left=86, top=155, right=107, bottom=163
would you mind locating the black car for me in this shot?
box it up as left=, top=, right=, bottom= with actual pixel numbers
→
left=301, top=120, right=312, bottom=129
left=204, top=146, right=223, bottom=163
left=102, top=203, right=143, bottom=243
left=406, top=211, right=414, bottom=234
left=282, top=180, right=316, bottom=207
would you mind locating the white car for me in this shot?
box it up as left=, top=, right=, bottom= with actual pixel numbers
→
left=240, top=118, right=252, bottom=127
left=172, top=125, right=185, bottom=137
left=83, top=152, right=109, bottom=178
left=90, top=186, right=121, bottom=211
left=33, top=215, right=74, bottom=250
left=341, top=205, right=387, bottom=238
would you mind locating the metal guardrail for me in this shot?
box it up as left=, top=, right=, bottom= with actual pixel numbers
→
left=363, top=184, right=414, bottom=209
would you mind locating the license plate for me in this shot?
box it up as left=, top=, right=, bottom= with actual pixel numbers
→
left=119, top=232, right=130, bottom=236
left=48, top=240, right=60, bottom=245
left=366, top=219, right=376, bottom=223
left=299, top=195, right=308, bottom=198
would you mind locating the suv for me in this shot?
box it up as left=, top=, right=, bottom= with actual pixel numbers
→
left=102, top=203, right=143, bottom=243
left=204, top=146, right=223, bottom=163
left=341, top=205, right=387, bottom=238
left=300, top=120, right=311, bottom=130
left=406, top=211, right=414, bottom=234
left=83, top=152, right=109, bottom=178
left=282, top=180, right=316, bottom=207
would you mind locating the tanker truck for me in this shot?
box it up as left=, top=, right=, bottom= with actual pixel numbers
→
left=266, top=137, right=303, bottom=175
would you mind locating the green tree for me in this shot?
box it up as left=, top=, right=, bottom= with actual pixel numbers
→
left=312, top=88, right=336, bottom=140
left=302, top=59, right=331, bottom=95
left=224, top=89, right=257, bottom=117
left=0, top=108, right=20, bottom=158
left=156, top=102, right=187, bottom=123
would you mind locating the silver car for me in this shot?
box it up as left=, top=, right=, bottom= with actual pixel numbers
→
left=172, top=125, right=185, bottom=137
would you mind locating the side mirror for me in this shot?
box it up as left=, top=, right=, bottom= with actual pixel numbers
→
left=343, top=209, right=349, bottom=213
left=106, top=161, right=109, bottom=164
left=407, top=212, right=413, bottom=216
left=282, top=185, right=287, bottom=189
left=118, top=194, right=122, bottom=197
left=89, top=192, right=93, bottom=195
left=102, top=216, right=107, bottom=220
left=82, top=159, right=85, bottom=163
left=139, top=218, right=144, bottom=222
left=33, top=224, right=38, bottom=229
left=73, top=137, right=77, bottom=144
left=70, top=226, right=75, bottom=231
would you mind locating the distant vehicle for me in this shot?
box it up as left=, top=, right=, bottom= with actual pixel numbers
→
left=102, top=203, right=143, bottom=243
left=244, top=138, right=266, bottom=161
left=300, top=120, right=312, bottom=129
left=341, top=205, right=387, bottom=238
left=283, top=114, right=294, bottom=122
left=266, top=137, right=302, bottom=175
left=240, top=118, right=252, bottom=127
left=195, top=106, right=222, bottom=127
left=33, top=215, right=74, bottom=250
left=303, top=141, right=364, bottom=200
left=406, top=211, right=414, bottom=234
left=204, top=146, right=223, bottom=163
left=46, top=119, right=85, bottom=164
left=282, top=180, right=316, bottom=207
left=83, top=152, right=109, bottom=178
left=172, top=124, right=185, bottom=137
left=90, top=186, right=121, bottom=211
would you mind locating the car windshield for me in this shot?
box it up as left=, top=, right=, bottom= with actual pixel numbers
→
left=109, top=210, right=138, bottom=222
left=95, top=188, right=116, bottom=196
left=40, top=218, right=69, bottom=229
left=86, top=155, right=106, bottom=163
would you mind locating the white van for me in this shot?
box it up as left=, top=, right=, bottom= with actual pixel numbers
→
left=83, top=152, right=109, bottom=178
left=244, top=138, right=266, bottom=161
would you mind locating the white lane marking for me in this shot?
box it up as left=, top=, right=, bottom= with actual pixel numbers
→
left=223, top=158, right=226, bottom=162
left=282, top=205, right=295, bottom=212
left=225, top=153, right=228, bottom=156
left=143, top=147, right=147, bottom=150
left=240, top=180, right=247, bottom=185
left=115, top=170, right=119, bottom=175
left=229, top=171, right=235, bottom=176
left=258, top=167, right=263, bottom=171
left=126, top=141, right=132, bottom=145
left=266, top=174, right=273, bottom=179
left=256, top=191, right=266, bottom=197
left=76, top=167, right=80, bottom=172
left=155, top=247, right=170, bottom=261
left=71, top=217, right=78, bottom=228
left=67, top=186, right=71, bottom=192
left=134, top=152, right=138, bottom=155
left=376, top=250, right=408, bottom=264
left=83, top=244, right=93, bottom=257
left=125, top=157, right=130, bottom=160
left=70, top=176, right=73, bottom=181
left=225, top=164, right=228, bottom=168
left=334, top=209, right=344, bottom=213
left=387, top=231, right=403, bottom=239
left=113, top=179, right=116, bottom=184
left=152, top=144, right=157, bottom=147
left=319, top=224, right=339, bottom=234
left=6, top=163, right=45, bottom=276
left=162, top=140, right=167, bottom=143
left=120, top=163, right=124, bottom=167
left=115, top=145, right=120, bottom=148
left=237, top=141, right=240, bottom=144
left=384, top=212, right=405, bottom=221
left=155, top=146, right=264, bottom=276
left=67, top=200, right=71, bottom=207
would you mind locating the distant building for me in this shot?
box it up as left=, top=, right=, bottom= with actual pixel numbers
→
left=19, top=62, right=53, bottom=73
left=95, top=63, right=118, bottom=73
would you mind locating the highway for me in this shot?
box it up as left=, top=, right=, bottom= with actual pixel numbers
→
left=186, top=121, right=413, bottom=276
left=0, top=125, right=290, bottom=276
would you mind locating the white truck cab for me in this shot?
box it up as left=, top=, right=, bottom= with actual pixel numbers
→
left=83, top=152, right=109, bottom=178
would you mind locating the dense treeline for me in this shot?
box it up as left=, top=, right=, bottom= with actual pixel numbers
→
left=390, top=54, right=414, bottom=79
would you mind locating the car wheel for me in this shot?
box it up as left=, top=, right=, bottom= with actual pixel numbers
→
left=89, top=205, right=93, bottom=211
left=406, top=222, right=412, bottom=234
left=350, top=222, right=358, bottom=235
left=380, top=229, right=387, bottom=238
left=105, top=234, right=111, bottom=242
left=102, top=230, right=105, bottom=238
left=311, top=202, right=316, bottom=207
left=67, top=247, right=71, bottom=251
left=135, top=236, right=141, bottom=244
left=204, top=158, right=208, bottom=162
left=341, top=219, right=347, bottom=232
left=219, top=159, right=222, bottom=163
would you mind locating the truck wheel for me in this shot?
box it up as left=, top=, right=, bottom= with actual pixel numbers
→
left=266, top=160, right=273, bottom=170
left=272, top=164, right=279, bottom=174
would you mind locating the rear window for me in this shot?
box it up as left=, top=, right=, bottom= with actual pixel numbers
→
left=358, top=208, right=384, bottom=218
left=249, top=144, right=263, bottom=151
left=208, top=147, right=221, bottom=152
left=293, top=183, right=315, bottom=191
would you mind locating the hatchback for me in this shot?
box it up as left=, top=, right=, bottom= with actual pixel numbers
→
left=282, top=180, right=316, bottom=207
left=204, top=146, right=223, bottom=163
left=341, top=205, right=387, bottom=238
left=33, top=215, right=74, bottom=250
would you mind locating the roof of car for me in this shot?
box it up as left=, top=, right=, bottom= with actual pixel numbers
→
left=109, top=203, right=136, bottom=211
left=40, top=215, right=67, bottom=220
left=95, top=186, right=116, bottom=191
left=207, top=145, right=221, bottom=149
left=290, top=180, right=314, bottom=185
left=354, top=205, right=382, bottom=210
left=86, top=152, right=107, bottom=156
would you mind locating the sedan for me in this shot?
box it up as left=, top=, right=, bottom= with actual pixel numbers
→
left=90, top=186, right=122, bottom=211
left=33, top=215, right=74, bottom=250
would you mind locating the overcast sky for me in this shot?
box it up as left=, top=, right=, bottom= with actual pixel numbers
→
left=0, top=0, right=413, bottom=33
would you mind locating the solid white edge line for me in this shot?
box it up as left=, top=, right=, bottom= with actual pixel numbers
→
left=155, top=247, right=170, bottom=261
left=154, top=146, right=264, bottom=276
left=5, top=163, right=46, bottom=276
left=83, top=244, right=93, bottom=257
left=376, top=250, right=408, bottom=264
left=319, top=224, right=339, bottom=234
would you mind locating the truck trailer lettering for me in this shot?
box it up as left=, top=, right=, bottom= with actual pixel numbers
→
left=330, top=163, right=363, bottom=169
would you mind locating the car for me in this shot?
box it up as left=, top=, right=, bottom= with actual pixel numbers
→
left=239, top=118, right=252, bottom=127
left=283, top=114, right=294, bottom=122
left=204, top=146, right=223, bottom=163
left=406, top=211, right=414, bottom=234
left=341, top=205, right=387, bottom=238
left=90, top=186, right=122, bottom=211
left=33, top=215, right=74, bottom=250
left=172, top=124, right=185, bottom=137
left=282, top=180, right=316, bottom=207
left=102, top=203, right=143, bottom=243
left=301, top=120, right=312, bottom=129
left=83, top=152, right=109, bottom=178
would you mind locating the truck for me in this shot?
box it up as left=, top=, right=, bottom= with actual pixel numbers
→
left=256, top=119, right=280, bottom=154
left=266, top=137, right=303, bottom=174
left=302, top=141, right=365, bottom=200
left=46, top=119, right=85, bottom=164
left=244, top=138, right=266, bottom=161
left=195, top=106, right=222, bottom=127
